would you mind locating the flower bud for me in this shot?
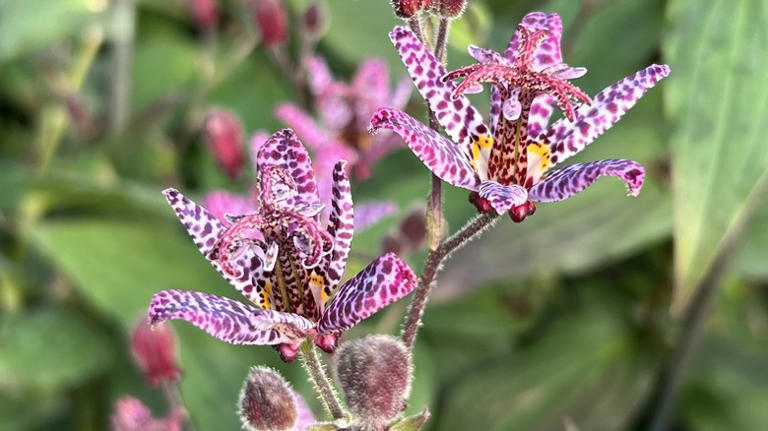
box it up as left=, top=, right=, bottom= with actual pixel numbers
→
left=398, top=206, right=427, bottom=250
left=187, top=0, right=218, bottom=32
left=468, top=191, right=493, bottom=213
left=334, top=335, right=412, bottom=426
left=254, top=0, right=288, bottom=47
left=130, top=318, right=180, bottom=386
left=111, top=396, right=182, bottom=431
left=430, top=0, right=466, bottom=18
left=391, top=0, right=431, bottom=19
left=509, top=202, right=528, bottom=223
left=301, top=2, right=327, bottom=41
left=238, top=366, right=298, bottom=431
left=202, top=108, right=245, bottom=180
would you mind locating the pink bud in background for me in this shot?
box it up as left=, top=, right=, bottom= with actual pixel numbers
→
left=202, top=108, right=245, bottom=180
left=301, top=1, right=327, bottom=40
left=131, top=318, right=180, bottom=386
left=238, top=367, right=298, bottom=431
left=254, top=0, right=288, bottom=47
left=111, top=397, right=182, bottom=431
left=334, top=335, right=412, bottom=428
left=187, top=0, right=218, bottom=31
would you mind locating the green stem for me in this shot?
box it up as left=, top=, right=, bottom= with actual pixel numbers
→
left=300, top=341, right=345, bottom=419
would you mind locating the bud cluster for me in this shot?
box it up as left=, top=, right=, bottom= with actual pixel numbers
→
left=390, top=0, right=466, bottom=19
left=238, top=366, right=298, bottom=431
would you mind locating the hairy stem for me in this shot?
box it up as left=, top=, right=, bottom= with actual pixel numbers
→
left=300, top=341, right=345, bottom=419
left=401, top=212, right=500, bottom=349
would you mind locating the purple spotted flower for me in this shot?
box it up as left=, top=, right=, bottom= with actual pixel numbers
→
left=149, top=129, right=417, bottom=362
left=203, top=132, right=398, bottom=233
left=276, top=56, right=412, bottom=184
left=370, top=12, right=669, bottom=222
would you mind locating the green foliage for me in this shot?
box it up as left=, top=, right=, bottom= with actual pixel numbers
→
left=664, top=0, right=768, bottom=311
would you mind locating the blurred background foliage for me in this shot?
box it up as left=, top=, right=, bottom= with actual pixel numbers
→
left=1, top=0, right=767, bottom=430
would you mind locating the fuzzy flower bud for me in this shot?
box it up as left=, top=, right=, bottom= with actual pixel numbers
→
left=130, top=318, right=180, bottom=386
left=238, top=366, right=298, bottom=431
left=202, top=108, right=245, bottom=180
left=334, top=335, right=412, bottom=427
left=254, top=0, right=288, bottom=47
left=430, top=0, right=466, bottom=18
left=391, top=0, right=431, bottom=19
left=187, top=0, right=218, bottom=31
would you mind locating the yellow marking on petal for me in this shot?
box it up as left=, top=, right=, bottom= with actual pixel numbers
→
left=309, top=272, right=327, bottom=307
left=261, top=281, right=273, bottom=310
left=470, top=134, right=494, bottom=180
left=526, top=142, right=551, bottom=185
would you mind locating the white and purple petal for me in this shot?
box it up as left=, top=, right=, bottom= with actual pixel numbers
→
left=390, top=26, right=490, bottom=159
left=370, top=108, right=481, bottom=190
left=354, top=201, right=398, bottom=232
left=505, top=12, right=564, bottom=71
left=256, top=129, right=322, bottom=207
left=478, top=181, right=528, bottom=214
left=324, top=161, right=355, bottom=293
left=316, top=253, right=417, bottom=334
left=544, top=64, right=671, bottom=167
left=163, top=188, right=266, bottom=305
left=528, top=159, right=645, bottom=203
left=148, top=290, right=314, bottom=345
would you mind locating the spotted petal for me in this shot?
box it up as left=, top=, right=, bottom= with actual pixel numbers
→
left=528, top=159, right=645, bottom=203
left=544, top=64, right=671, bottom=167
left=526, top=94, right=556, bottom=142
left=353, top=59, right=390, bottom=116
left=316, top=253, right=417, bottom=334
left=370, top=108, right=481, bottom=190
left=504, top=12, right=563, bottom=71
left=148, top=290, right=314, bottom=345
left=478, top=181, right=528, bottom=214
left=390, top=26, right=490, bottom=160
left=163, top=189, right=266, bottom=305
left=202, top=191, right=255, bottom=224
left=256, top=129, right=322, bottom=208
left=306, top=56, right=352, bottom=130
left=274, top=104, right=332, bottom=151
left=324, top=161, right=355, bottom=294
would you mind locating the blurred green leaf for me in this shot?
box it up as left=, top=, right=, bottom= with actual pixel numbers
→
left=733, top=201, right=768, bottom=279
left=132, top=31, right=199, bottom=112
left=437, top=313, right=650, bottom=431
left=31, top=218, right=229, bottom=326
left=448, top=2, right=491, bottom=52
left=0, top=0, right=105, bottom=62
left=322, top=0, right=400, bottom=66
left=664, top=0, right=768, bottom=311
left=0, top=309, right=113, bottom=391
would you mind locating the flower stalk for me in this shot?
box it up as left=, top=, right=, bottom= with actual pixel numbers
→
left=401, top=211, right=500, bottom=349
left=300, top=341, right=346, bottom=420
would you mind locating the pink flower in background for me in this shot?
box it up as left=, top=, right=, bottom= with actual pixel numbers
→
left=254, top=0, right=288, bottom=47
left=202, top=108, right=245, bottom=180
left=276, top=56, right=412, bottom=185
left=130, top=318, right=180, bottom=386
left=370, top=12, right=669, bottom=222
left=149, top=129, right=417, bottom=362
left=204, top=132, right=397, bottom=232
left=187, top=0, right=218, bottom=32
left=111, top=397, right=182, bottom=431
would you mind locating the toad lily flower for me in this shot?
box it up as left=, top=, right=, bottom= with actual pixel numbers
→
left=149, top=129, right=417, bottom=362
left=370, top=12, right=669, bottom=222
left=276, top=56, right=412, bottom=183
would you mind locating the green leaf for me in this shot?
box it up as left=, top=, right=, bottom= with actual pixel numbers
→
left=437, top=313, right=650, bottom=431
left=0, top=309, right=113, bottom=391
left=0, top=0, right=105, bottom=62
left=664, top=0, right=768, bottom=311
left=322, top=0, right=401, bottom=66
left=733, top=201, right=768, bottom=278
left=132, top=31, right=199, bottom=112
left=31, top=218, right=229, bottom=327
left=389, top=408, right=431, bottom=431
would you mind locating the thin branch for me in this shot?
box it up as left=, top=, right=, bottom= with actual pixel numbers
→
left=109, top=0, right=135, bottom=133
left=300, top=341, right=345, bottom=420
left=401, top=212, right=500, bottom=349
